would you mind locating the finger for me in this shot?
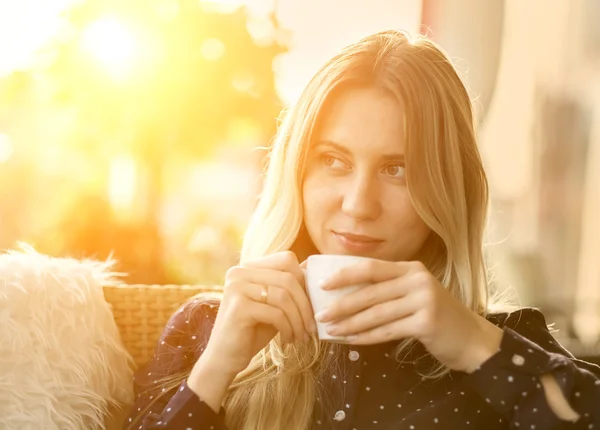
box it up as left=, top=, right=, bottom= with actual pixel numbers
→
left=230, top=276, right=306, bottom=342
left=299, top=259, right=308, bottom=269
left=241, top=252, right=309, bottom=322
left=248, top=283, right=307, bottom=342
left=242, top=251, right=304, bottom=285
left=317, top=276, right=412, bottom=323
left=267, top=285, right=311, bottom=342
left=321, top=259, right=415, bottom=290
left=229, top=282, right=297, bottom=343
left=229, top=266, right=316, bottom=335
left=325, top=294, right=419, bottom=337
left=244, top=299, right=295, bottom=344
left=342, top=312, right=421, bottom=345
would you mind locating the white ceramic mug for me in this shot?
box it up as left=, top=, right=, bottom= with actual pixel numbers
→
left=304, top=254, right=372, bottom=343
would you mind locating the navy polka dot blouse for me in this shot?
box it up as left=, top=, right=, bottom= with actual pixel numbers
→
left=124, top=298, right=600, bottom=429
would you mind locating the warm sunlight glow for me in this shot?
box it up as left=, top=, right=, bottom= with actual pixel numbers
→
left=108, top=155, right=137, bottom=218
left=0, top=0, right=76, bottom=77
left=81, top=17, right=139, bottom=80
left=199, top=0, right=244, bottom=14
left=0, top=133, right=14, bottom=163
left=155, top=0, right=180, bottom=21
left=200, top=38, right=226, bottom=61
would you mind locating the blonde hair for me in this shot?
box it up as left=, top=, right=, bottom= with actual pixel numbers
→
left=135, top=30, right=512, bottom=430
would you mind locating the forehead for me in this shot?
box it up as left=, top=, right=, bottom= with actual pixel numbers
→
left=314, top=86, right=406, bottom=154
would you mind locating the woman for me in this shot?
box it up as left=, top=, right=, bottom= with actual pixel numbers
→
left=125, top=30, right=600, bottom=429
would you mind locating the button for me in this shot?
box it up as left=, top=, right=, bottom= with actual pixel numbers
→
left=511, top=354, right=525, bottom=366
left=333, top=410, right=346, bottom=421
left=348, top=350, right=360, bottom=361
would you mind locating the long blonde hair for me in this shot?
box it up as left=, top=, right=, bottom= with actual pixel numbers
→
left=140, top=30, right=507, bottom=430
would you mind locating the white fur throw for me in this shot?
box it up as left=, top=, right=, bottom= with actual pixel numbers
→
left=0, top=245, right=134, bottom=429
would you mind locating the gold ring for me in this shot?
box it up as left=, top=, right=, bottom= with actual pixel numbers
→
left=260, top=285, right=268, bottom=304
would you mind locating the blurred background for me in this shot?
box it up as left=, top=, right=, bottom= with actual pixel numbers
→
left=0, top=0, right=598, bottom=360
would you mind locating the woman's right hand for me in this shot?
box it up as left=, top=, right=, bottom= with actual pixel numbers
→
left=198, top=251, right=317, bottom=378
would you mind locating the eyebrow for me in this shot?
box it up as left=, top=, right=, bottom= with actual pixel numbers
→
left=313, top=140, right=405, bottom=163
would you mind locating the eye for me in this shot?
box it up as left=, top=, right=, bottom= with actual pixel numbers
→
left=324, top=156, right=336, bottom=167
left=322, top=154, right=349, bottom=170
left=384, top=164, right=405, bottom=179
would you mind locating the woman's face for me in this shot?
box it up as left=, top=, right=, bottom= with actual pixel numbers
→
left=302, top=86, right=431, bottom=261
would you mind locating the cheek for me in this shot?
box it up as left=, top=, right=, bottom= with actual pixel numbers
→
left=302, top=173, right=341, bottom=243
left=302, top=179, right=323, bottom=225
left=385, top=193, right=430, bottom=234
left=302, top=173, right=335, bottom=209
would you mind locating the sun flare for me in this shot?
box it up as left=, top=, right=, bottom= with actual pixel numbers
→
left=80, top=16, right=138, bottom=80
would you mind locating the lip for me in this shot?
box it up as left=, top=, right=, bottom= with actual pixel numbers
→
left=334, top=231, right=382, bottom=242
left=333, top=231, right=383, bottom=252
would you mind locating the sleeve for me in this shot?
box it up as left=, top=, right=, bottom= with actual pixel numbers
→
left=463, top=308, right=600, bottom=429
left=123, top=295, right=229, bottom=430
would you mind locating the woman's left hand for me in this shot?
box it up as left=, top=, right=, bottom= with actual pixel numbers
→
left=316, top=259, right=504, bottom=373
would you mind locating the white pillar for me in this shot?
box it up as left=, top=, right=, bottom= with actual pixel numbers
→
left=421, top=0, right=504, bottom=123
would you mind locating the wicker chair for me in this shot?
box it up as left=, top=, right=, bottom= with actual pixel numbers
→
left=98, top=284, right=222, bottom=429
left=103, top=284, right=223, bottom=369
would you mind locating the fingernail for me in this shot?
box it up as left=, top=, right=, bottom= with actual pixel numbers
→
left=326, top=324, right=339, bottom=335
left=345, top=335, right=358, bottom=342
left=315, top=310, right=330, bottom=322
left=318, top=279, right=330, bottom=290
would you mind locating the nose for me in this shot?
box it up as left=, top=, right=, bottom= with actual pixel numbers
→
left=341, top=172, right=381, bottom=220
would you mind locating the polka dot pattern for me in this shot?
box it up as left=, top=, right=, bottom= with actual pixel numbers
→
left=124, top=302, right=600, bottom=429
